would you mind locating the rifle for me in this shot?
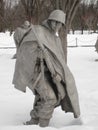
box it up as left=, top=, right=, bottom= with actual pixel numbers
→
left=18, top=27, right=32, bottom=47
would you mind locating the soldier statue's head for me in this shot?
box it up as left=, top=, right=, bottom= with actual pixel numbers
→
left=47, top=10, right=66, bottom=34
left=48, top=10, right=65, bottom=25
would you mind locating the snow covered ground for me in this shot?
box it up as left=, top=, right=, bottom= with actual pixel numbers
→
left=0, top=32, right=98, bottom=130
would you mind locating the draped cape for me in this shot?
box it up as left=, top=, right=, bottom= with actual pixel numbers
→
left=13, top=24, right=80, bottom=118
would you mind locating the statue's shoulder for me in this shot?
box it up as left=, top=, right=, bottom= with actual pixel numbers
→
left=14, top=27, right=26, bottom=38
left=32, top=25, right=44, bottom=32
left=31, top=24, right=45, bottom=38
left=13, top=27, right=22, bottom=39
left=15, top=26, right=25, bottom=32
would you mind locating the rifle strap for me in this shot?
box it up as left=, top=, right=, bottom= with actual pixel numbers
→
left=18, top=27, right=32, bottom=46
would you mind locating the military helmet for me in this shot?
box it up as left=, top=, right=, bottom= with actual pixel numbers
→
left=48, top=10, right=65, bottom=25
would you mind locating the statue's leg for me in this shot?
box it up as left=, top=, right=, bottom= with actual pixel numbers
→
left=35, top=76, right=57, bottom=127
left=26, top=71, right=57, bottom=127
left=25, top=94, right=40, bottom=125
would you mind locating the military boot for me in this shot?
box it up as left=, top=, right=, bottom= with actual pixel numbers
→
left=39, top=119, right=50, bottom=127
left=25, top=118, right=39, bottom=125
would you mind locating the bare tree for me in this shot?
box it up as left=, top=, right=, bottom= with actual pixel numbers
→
left=20, top=0, right=41, bottom=23
left=4, top=0, right=26, bottom=34
left=73, top=2, right=88, bottom=34
left=53, top=0, right=81, bottom=62
left=20, top=0, right=53, bottom=24
left=81, top=0, right=98, bottom=33
left=0, top=0, right=5, bottom=32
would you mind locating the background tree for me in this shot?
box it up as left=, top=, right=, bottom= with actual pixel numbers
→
left=20, top=0, right=54, bottom=24
left=2, top=0, right=98, bottom=34
left=52, top=0, right=81, bottom=62
left=0, top=0, right=5, bottom=32
left=83, top=1, right=98, bottom=33
left=72, top=0, right=98, bottom=34
left=3, top=0, right=98, bottom=61
left=4, top=0, right=26, bottom=34
left=71, top=2, right=88, bottom=34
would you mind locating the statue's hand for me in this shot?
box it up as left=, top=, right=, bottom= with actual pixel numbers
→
left=55, top=74, right=61, bottom=82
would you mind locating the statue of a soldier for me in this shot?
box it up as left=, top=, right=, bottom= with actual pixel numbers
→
left=13, top=10, right=80, bottom=127
left=12, top=21, right=32, bottom=58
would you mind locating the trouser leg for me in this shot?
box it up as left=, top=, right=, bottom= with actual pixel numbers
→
left=29, top=76, right=57, bottom=127
left=36, top=77, right=57, bottom=127
left=25, top=94, right=40, bottom=125
left=38, top=97, right=57, bottom=127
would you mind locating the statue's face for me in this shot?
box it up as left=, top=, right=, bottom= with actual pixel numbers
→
left=51, top=20, right=62, bottom=32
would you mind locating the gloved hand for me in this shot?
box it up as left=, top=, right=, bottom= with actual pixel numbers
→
left=55, top=74, right=61, bottom=82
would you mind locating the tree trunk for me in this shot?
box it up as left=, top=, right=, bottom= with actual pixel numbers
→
left=59, top=27, right=67, bottom=63
left=0, top=0, right=5, bottom=32
left=59, top=0, right=81, bottom=62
